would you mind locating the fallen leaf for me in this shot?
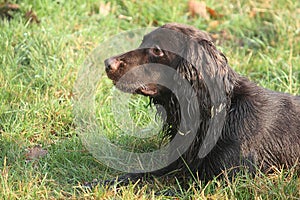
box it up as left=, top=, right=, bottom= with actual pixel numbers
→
left=207, top=20, right=220, bottom=31
left=206, top=6, right=224, bottom=19
left=25, top=10, right=40, bottom=24
left=0, top=2, right=20, bottom=20
left=249, top=8, right=257, bottom=18
left=188, top=0, right=209, bottom=20
left=152, top=19, right=159, bottom=26
left=99, top=2, right=111, bottom=17
left=3, top=3, right=19, bottom=10
left=25, top=145, right=48, bottom=161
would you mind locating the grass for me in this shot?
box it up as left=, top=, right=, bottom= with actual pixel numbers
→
left=0, top=0, right=299, bottom=199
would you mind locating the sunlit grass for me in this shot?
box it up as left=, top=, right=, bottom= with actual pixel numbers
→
left=0, top=0, right=299, bottom=198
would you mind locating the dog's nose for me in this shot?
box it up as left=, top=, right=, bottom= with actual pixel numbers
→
left=105, top=57, right=118, bottom=72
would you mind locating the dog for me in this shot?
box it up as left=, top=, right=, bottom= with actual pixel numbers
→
left=104, top=23, right=300, bottom=184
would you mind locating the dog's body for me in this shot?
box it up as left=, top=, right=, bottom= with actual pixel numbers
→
left=104, top=23, right=300, bottom=183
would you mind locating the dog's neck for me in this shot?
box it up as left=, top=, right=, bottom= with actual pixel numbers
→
left=150, top=86, right=212, bottom=139
left=225, top=76, right=265, bottom=135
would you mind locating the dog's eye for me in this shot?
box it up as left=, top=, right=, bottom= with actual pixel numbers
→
left=151, top=45, right=164, bottom=57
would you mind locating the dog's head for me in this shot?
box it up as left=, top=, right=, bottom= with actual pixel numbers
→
left=105, top=23, right=236, bottom=98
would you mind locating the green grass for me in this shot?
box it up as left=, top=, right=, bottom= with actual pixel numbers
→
left=1, top=0, right=300, bottom=199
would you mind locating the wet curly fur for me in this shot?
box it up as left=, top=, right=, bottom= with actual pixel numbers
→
left=104, top=23, right=300, bottom=184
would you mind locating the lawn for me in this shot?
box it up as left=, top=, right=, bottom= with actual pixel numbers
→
left=0, top=0, right=300, bottom=199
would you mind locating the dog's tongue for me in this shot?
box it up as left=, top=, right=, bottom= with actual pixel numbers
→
left=140, top=85, right=157, bottom=96
left=141, top=89, right=157, bottom=96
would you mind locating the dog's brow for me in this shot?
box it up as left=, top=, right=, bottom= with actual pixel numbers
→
left=142, top=34, right=151, bottom=43
left=140, top=36, right=160, bottom=49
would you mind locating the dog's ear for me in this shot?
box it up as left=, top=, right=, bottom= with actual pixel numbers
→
left=175, top=38, right=200, bottom=85
left=180, top=39, right=236, bottom=97
left=173, top=38, right=236, bottom=158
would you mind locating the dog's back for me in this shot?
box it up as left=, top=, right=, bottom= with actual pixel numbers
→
left=229, top=81, right=300, bottom=172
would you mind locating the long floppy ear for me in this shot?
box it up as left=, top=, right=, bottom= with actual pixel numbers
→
left=179, top=39, right=237, bottom=97
left=176, top=38, right=239, bottom=159
left=200, top=40, right=237, bottom=96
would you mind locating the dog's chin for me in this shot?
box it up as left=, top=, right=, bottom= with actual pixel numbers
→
left=115, top=82, right=158, bottom=97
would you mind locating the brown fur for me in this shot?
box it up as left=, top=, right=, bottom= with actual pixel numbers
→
left=104, top=23, right=300, bottom=184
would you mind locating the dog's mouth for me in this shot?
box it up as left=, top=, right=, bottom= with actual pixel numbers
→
left=114, top=80, right=158, bottom=96
left=138, top=84, right=158, bottom=96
